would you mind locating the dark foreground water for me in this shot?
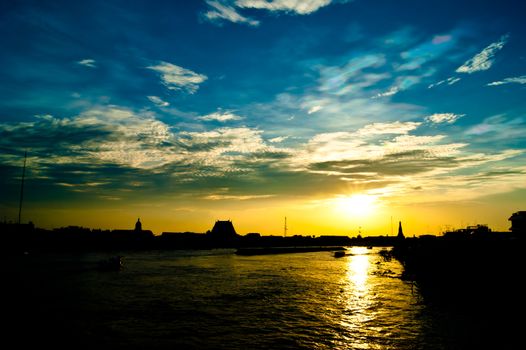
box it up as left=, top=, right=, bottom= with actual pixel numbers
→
left=5, top=247, right=505, bottom=349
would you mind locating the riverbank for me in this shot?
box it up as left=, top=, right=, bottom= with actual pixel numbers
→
left=392, top=234, right=525, bottom=347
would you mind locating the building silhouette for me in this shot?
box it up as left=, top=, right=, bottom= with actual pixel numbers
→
left=208, top=220, right=238, bottom=239
left=111, top=218, right=153, bottom=238
left=135, top=218, right=142, bottom=232
left=509, top=211, right=526, bottom=234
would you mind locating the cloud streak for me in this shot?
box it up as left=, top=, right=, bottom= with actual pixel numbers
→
left=426, top=113, right=465, bottom=124
left=456, top=34, right=509, bottom=74
left=198, top=110, right=244, bottom=122
left=204, top=1, right=260, bottom=26
left=147, top=96, right=169, bottom=107
left=204, top=0, right=341, bottom=26
left=236, top=0, right=333, bottom=14
left=268, top=136, right=288, bottom=143
left=77, top=59, right=96, bottom=68
left=147, top=61, right=207, bottom=94
left=428, top=76, right=461, bottom=89
left=487, top=75, right=526, bottom=86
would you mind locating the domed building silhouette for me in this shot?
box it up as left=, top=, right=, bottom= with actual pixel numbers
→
left=135, top=218, right=142, bottom=232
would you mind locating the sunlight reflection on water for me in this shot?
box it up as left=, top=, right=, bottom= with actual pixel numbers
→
left=331, top=246, right=429, bottom=349
left=13, top=248, right=447, bottom=349
left=341, top=247, right=376, bottom=349
left=347, top=247, right=370, bottom=291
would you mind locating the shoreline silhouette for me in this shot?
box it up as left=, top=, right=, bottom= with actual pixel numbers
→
left=2, top=212, right=524, bottom=254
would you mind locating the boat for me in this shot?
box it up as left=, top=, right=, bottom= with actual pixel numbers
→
left=334, top=251, right=346, bottom=258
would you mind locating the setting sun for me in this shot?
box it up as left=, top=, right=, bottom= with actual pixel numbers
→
left=332, top=194, right=378, bottom=218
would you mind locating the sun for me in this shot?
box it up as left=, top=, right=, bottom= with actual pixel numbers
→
left=332, top=194, right=378, bottom=218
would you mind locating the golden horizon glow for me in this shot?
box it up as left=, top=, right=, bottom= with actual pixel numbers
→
left=11, top=187, right=525, bottom=237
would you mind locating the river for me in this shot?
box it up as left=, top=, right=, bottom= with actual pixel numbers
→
left=7, top=247, right=490, bottom=349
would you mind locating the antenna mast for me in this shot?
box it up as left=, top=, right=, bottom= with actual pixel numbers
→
left=284, top=216, right=288, bottom=237
left=18, top=151, right=27, bottom=224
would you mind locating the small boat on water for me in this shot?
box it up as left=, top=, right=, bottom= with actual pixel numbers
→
left=334, top=251, right=346, bottom=258
left=97, top=256, right=123, bottom=271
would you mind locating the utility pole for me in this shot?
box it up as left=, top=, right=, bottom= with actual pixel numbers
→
left=18, top=151, right=27, bottom=224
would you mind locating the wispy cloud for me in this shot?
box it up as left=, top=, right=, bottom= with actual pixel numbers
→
left=77, top=59, right=96, bottom=68
left=204, top=1, right=259, bottom=26
left=198, top=110, right=244, bottom=122
left=357, top=121, right=421, bottom=136
left=307, top=105, right=323, bottom=114
left=293, top=127, right=467, bottom=181
left=147, top=95, right=169, bottom=107
left=375, top=86, right=399, bottom=98
left=465, top=114, right=525, bottom=139
left=487, top=75, right=526, bottom=86
left=456, top=34, right=509, bottom=74
left=269, top=136, right=288, bottom=143
left=428, top=76, right=461, bottom=89
left=432, top=34, right=452, bottom=45
left=236, top=0, right=333, bottom=14
left=250, top=49, right=422, bottom=138
left=426, top=113, right=465, bottom=124
left=203, top=0, right=344, bottom=26
left=398, top=33, right=456, bottom=71
left=178, top=127, right=267, bottom=154
left=293, top=121, right=440, bottom=168
left=375, top=75, right=425, bottom=98
left=147, top=61, right=207, bottom=94
left=318, top=54, right=386, bottom=93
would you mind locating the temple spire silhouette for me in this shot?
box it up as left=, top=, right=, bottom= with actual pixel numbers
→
left=397, top=221, right=405, bottom=239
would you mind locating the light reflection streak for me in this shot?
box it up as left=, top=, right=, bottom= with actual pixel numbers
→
left=340, top=246, right=376, bottom=348
left=347, top=247, right=370, bottom=293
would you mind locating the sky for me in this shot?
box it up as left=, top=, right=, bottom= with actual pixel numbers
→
left=1, top=0, right=525, bottom=236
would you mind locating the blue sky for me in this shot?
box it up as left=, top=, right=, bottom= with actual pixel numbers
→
left=1, top=0, right=525, bottom=234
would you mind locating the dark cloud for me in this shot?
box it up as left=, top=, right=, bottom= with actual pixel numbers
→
left=0, top=117, right=112, bottom=158
left=309, top=151, right=458, bottom=177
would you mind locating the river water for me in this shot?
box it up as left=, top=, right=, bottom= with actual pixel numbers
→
left=8, top=247, right=485, bottom=349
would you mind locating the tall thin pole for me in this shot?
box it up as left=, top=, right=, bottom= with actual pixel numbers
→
left=18, top=151, right=27, bottom=224
left=284, top=216, right=288, bottom=237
